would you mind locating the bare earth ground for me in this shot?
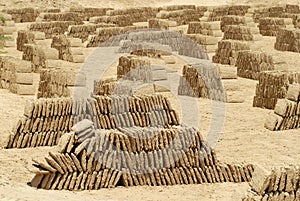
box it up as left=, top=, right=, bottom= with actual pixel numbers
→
left=0, top=0, right=300, bottom=200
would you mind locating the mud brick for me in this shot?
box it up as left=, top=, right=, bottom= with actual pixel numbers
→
left=57, top=173, right=68, bottom=190
left=72, top=172, right=83, bottom=190
left=94, top=171, right=103, bottom=189
left=68, top=172, right=77, bottom=190
left=15, top=133, right=24, bottom=148
left=83, top=173, right=92, bottom=190
left=80, top=173, right=88, bottom=190
left=250, top=165, right=272, bottom=195
left=279, top=170, right=287, bottom=192
left=30, top=174, right=44, bottom=188
left=50, top=152, right=68, bottom=173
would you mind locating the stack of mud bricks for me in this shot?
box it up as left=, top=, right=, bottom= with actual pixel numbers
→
left=253, top=6, right=285, bottom=23
left=236, top=51, right=274, bottom=80
left=90, top=7, right=159, bottom=27
left=253, top=71, right=300, bottom=109
left=30, top=117, right=254, bottom=190
left=220, top=15, right=259, bottom=37
left=265, top=84, right=300, bottom=131
left=38, top=69, right=86, bottom=98
left=201, top=5, right=249, bottom=22
left=29, top=21, right=82, bottom=39
left=275, top=28, right=300, bottom=53
left=85, top=26, right=146, bottom=47
left=258, top=18, right=294, bottom=36
left=22, top=44, right=59, bottom=73
left=5, top=97, right=89, bottom=149
left=223, top=25, right=257, bottom=41
left=2, top=8, right=39, bottom=22
left=148, top=19, right=177, bottom=30
left=51, top=35, right=84, bottom=63
left=0, top=13, right=17, bottom=47
left=243, top=165, right=300, bottom=200
left=201, top=6, right=229, bottom=21
left=283, top=5, right=300, bottom=28
left=187, top=21, right=222, bottom=53
left=156, top=5, right=207, bottom=25
left=117, top=55, right=170, bottom=93
left=93, top=78, right=133, bottom=96
left=17, top=30, right=46, bottom=51
left=178, top=63, right=228, bottom=102
left=212, top=40, right=250, bottom=65
left=69, top=7, right=112, bottom=21
left=66, top=23, right=116, bottom=42
left=0, top=56, right=35, bottom=95
left=117, top=55, right=152, bottom=82
left=254, top=5, right=300, bottom=27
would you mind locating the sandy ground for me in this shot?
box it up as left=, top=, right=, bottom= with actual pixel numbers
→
left=0, top=0, right=300, bottom=200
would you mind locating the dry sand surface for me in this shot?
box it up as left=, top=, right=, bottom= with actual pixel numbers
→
left=0, top=0, right=300, bottom=201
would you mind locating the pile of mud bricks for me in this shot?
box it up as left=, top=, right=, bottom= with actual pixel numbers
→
left=265, top=84, right=300, bottom=131
left=275, top=28, right=300, bottom=53
left=253, top=71, right=300, bottom=109
left=236, top=51, right=274, bottom=80
left=38, top=69, right=86, bottom=98
left=0, top=56, right=35, bottom=95
left=243, top=165, right=300, bottom=200
left=30, top=118, right=254, bottom=190
left=51, top=35, right=84, bottom=63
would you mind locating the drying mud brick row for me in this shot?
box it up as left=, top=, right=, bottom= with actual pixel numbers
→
left=223, top=25, right=254, bottom=41
left=202, top=5, right=249, bottom=22
left=253, top=71, right=300, bottom=109
left=118, top=41, right=172, bottom=57
left=148, top=19, right=177, bottom=30
left=212, top=40, right=250, bottom=65
left=243, top=165, right=300, bottom=201
left=6, top=94, right=180, bottom=148
left=0, top=56, right=35, bottom=95
left=30, top=118, right=254, bottom=190
left=90, top=7, right=159, bottom=27
left=37, top=12, right=83, bottom=23
left=161, top=5, right=197, bottom=11
left=51, top=35, right=84, bottom=63
left=29, top=21, right=82, bottom=39
left=275, top=28, right=300, bottom=53
left=258, top=17, right=294, bottom=36
left=253, top=5, right=300, bottom=23
left=187, top=21, right=222, bottom=37
left=106, top=7, right=159, bottom=20
left=265, top=84, right=300, bottom=131
left=17, top=30, right=46, bottom=51
left=93, top=79, right=133, bottom=96
left=69, top=7, right=112, bottom=21
left=178, top=63, right=226, bottom=101
left=22, top=44, right=59, bottom=73
left=6, top=97, right=84, bottom=149
left=2, top=8, right=39, bottom=22
left=187, top=34, right=220, bottom=53
left=38, top=69, right=86, bottom=98
left=110, top=30, right=208, bottom=60
left=85, top=26, right=146, bottom=47
left=67, top=23, right=116, bottom=42
left=236, top=51, right=274, bottom=80
left=156, top=9, right=205, bottom=25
